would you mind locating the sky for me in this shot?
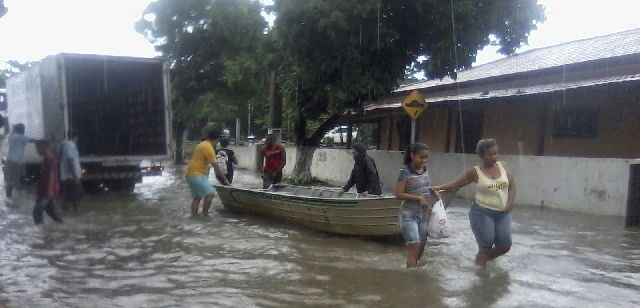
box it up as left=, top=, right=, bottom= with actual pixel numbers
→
left=1, top=0, right=640, bottom=70
left=475, top=0, right=640, bottom=65
left=0, top=0, right=157, bottom=68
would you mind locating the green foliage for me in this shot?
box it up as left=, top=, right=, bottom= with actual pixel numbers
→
left=353, top=122, right=379, bottom=147
left=136, top=0, right=544, bottom=150
left=271, top=0, right=544, bottom=145
left=0, top=60, right=36, bottom=88
left=136, top=0, right=268, bottom=132
left=136, top=0, right=544, bottom=183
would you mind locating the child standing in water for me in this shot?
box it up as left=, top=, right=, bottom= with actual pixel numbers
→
left=395, top=143, right=441, bottom=268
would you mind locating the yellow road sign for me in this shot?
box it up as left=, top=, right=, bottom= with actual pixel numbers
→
left=402, top=90, right=427, bottom=119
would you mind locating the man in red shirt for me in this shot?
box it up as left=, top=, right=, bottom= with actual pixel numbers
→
left=33, top=140, right=63, bottom=224
left=257, top=134, right=286, bottom=189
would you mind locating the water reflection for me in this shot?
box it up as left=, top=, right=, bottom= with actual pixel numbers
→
left=463, top=268, right=510, bottom=308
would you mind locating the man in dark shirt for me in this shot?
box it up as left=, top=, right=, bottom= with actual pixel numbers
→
left=342, top=143, right=382, bottom=196
left=33, top=140, right=64, bottom=225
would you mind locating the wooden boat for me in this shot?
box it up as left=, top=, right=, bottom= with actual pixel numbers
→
left=214, top=184, right=457, bottom=237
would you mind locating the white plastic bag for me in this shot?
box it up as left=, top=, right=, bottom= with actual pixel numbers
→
left=426, top=200, right=451, bottom=239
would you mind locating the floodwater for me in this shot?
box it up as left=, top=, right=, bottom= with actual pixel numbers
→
left=0, top=166, right=639, bottom=308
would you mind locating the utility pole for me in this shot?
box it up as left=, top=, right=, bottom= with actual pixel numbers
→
left=267, top=71, right=283, bottom=143
left=248, top=103, right=252, bottom=137
left=410, top=118, right=417, bottom=144
left=235, top=117, right=240, bottom=145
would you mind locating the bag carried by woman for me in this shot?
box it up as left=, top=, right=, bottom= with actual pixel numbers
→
left=426, top=200, right=451, bottom=239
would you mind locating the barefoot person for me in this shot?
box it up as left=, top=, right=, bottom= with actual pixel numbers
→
left=432, top=139, right=516, bottom=268
left=186, top=129, right=230, bottom=216
left=395, top=143, right=441, bottom=268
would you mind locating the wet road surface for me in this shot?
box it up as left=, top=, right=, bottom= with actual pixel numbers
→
left=0, top=165, right=639, bottom=308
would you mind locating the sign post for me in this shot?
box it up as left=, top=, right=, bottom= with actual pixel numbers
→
left=410, top=118, right=417, bottom=144
left=401, top=90, right=428, bottom=144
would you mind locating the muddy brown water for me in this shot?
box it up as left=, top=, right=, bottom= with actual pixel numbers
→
left=0, top=166, right=639, bottom=307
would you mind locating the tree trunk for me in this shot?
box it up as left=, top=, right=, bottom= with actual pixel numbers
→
left=290, top=108, right=339, bottom=185
left=290, top=146, right=317, bottom=184
left=268, top=70, right=283, bottom=130
left=174, top=123, right=187, bottom=165
left=346, top=123, right=353, bottom=148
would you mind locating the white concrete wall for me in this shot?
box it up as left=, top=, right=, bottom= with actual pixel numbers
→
left=233, top=144, right=260, bottom=171
left=498, top=155, right=631, bottom=217
left=230, top=145, right=633, bottom=217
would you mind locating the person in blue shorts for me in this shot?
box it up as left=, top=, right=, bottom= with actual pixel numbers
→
left=395, top=143, right=441, bottom=268
left=433, top=139, right=516, bottom=268
left=185, top=129, right=230, bottom=216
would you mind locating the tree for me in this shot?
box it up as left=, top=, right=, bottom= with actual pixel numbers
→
left=0, top=60, right=36, bottom=88
left=136, top=0, right=544, bottom=183
left=136, top=0, right=268, bottom=163
left=0, top=0, right=7, bottom=19
left=270, top=0, right=545, bottom=183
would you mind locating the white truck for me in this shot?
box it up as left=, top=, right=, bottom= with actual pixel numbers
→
left=5, top=53, right=172, bottom=191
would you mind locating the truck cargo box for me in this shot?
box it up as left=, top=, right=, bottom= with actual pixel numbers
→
left=6, top=53, right=172, bottom=190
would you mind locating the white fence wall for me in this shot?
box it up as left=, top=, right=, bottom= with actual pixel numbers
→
left=230, top=145, right=632, bottom=217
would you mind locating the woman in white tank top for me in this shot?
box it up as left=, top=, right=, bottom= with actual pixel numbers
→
left=432, top=139, right=516, bottom=268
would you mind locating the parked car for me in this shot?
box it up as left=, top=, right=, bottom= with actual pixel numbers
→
left=323, top=126, right=358, bottom=144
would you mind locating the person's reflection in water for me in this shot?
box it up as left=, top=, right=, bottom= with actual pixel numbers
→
left=315, top=265, right=448, bottom=308
left=464, top=268, right=511, bottom=308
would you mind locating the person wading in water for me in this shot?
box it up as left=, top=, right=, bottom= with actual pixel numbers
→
left=395, top=143, right=441, bottom=268
left=185, top=129, right=230, bottom=216
left=433, top=139, right=516, bottom=268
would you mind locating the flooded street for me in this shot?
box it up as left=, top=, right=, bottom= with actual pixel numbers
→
left=0, top=166, right=639, bottom=308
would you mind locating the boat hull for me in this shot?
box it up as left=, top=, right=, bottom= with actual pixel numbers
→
left=215, top=185, right=403, bottom=236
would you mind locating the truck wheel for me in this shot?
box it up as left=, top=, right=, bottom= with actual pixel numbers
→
left=110, top=179, right=136, bottom=192
left=123, top=180, right=136, bottom=192
left=82, top=181, right=101, bottom=194
left=22, top=163, right=41, bottom=184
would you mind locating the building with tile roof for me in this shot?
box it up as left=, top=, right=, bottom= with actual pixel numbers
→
left=363, top=28, right=640, bottom=159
